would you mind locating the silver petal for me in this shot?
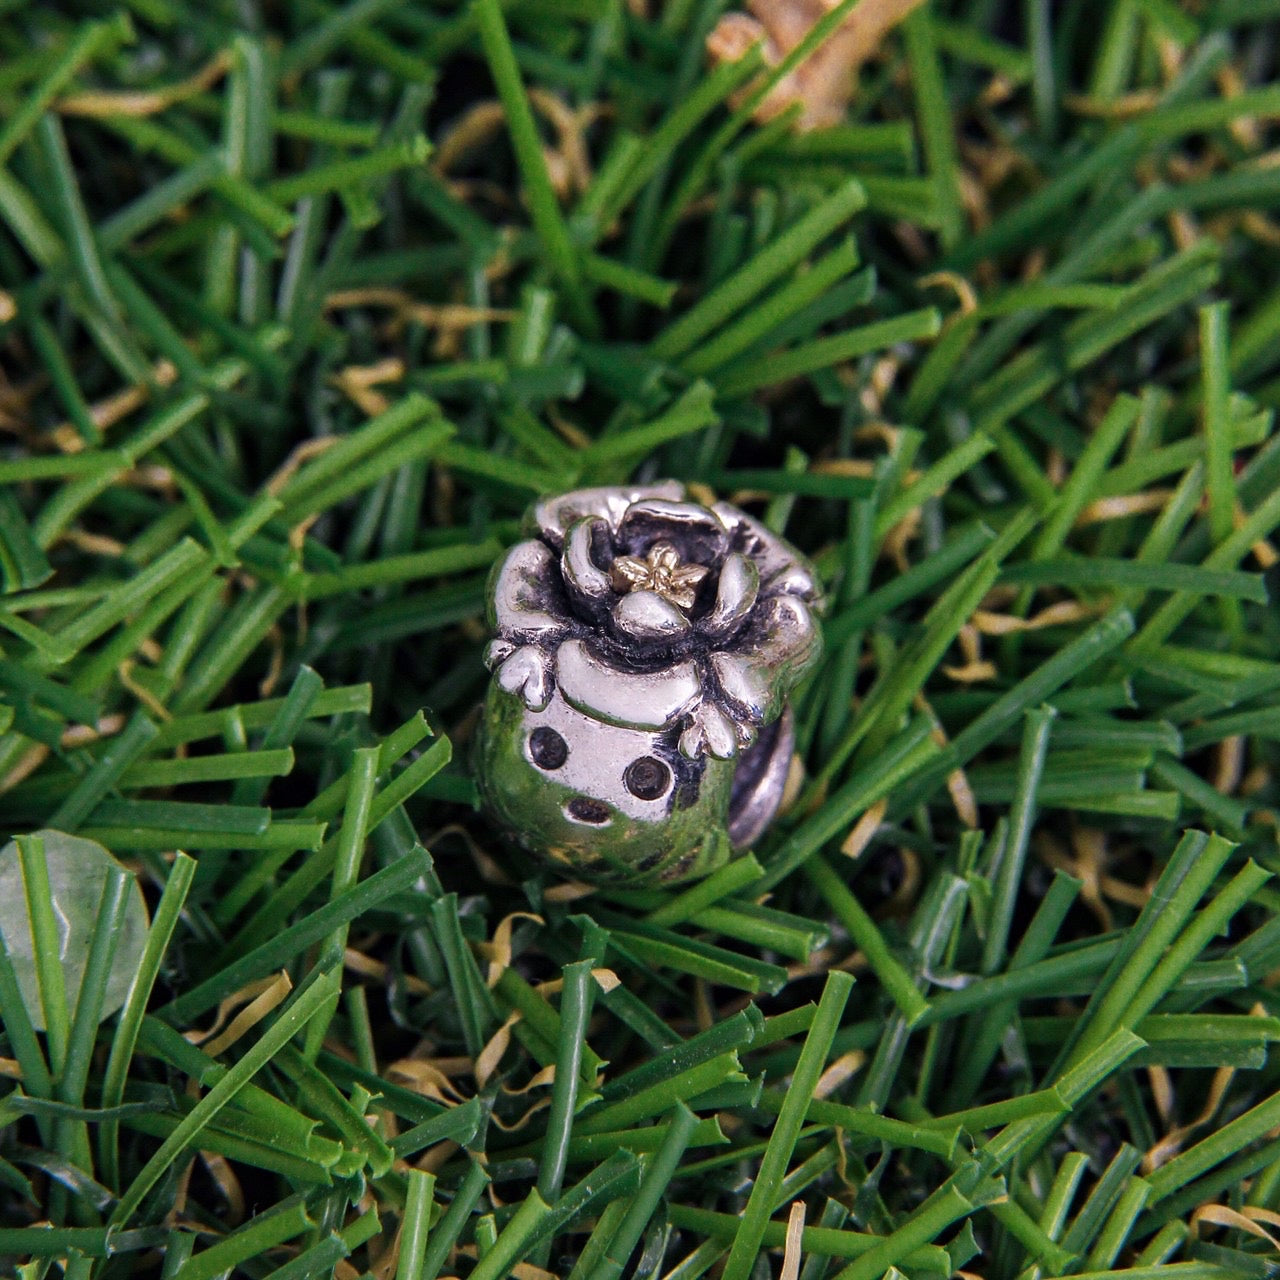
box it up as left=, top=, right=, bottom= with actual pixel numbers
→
left=531, top=482, right=685, bottom=548
left=708, top=651, right=773, bottom=728
left=561, top=517, right=614, bottom=616
left=489, top=541, right=572, bottom=644
left=613, top=590, right=691, bottom=641
left=711, top=501, right=821, bottom=604
left=679, top=700, right=739, bottom=760
left=496, top=646, right=554, bottom=710
left=709, top=596, right=820, bottom=725
left=699, top=552, right=759, bottom=641
left=616, top=499, right=729, bottom=563
left=484, top=638, right=515, bottom=670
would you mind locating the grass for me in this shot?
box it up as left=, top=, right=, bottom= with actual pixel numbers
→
left=0, top=0, right=1279, bottom=1277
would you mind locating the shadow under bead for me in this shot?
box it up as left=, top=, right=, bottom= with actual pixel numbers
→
left=474, top=482, right=823, bottom=885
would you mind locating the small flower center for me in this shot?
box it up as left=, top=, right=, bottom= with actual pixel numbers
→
left=609, top=541, right=709, bottom=611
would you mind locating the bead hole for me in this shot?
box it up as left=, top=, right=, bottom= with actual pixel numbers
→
left=624, top=756, right=671, bottom=800
left=528, top=726, right=568, bottom=770
left=566, top=797, right=611, bottom=824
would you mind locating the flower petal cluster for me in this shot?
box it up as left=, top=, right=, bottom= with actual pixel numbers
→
left=485, top=483, right=822, bottom=759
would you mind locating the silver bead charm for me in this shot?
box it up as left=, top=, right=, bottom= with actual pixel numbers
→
left=474, top=482, right=823, bottom=885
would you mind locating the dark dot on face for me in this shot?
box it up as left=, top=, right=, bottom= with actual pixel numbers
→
left=529, top=726, right=568, bottom=770
left=567, top=796, right=611, bottom=824
left=624, top=756, right=671, bottom=800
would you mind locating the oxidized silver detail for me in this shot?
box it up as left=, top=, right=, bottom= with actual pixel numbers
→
left=476, top=481, right=823, bottom=884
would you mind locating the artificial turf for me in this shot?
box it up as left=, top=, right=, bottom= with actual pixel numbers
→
left=1, top=1, right=1280, bottom=1277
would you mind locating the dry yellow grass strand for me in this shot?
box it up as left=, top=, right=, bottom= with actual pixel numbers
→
left=915, top=693, right=978, bottom=828
left=60, top=713, right=127, bottom=750
left=1101, top=870, right=1151, bottom=911
left=199, top=1151, right=246, bottom=1225
left=487, top=1094, right=553, bottom=1133
left=1062, top=89, right=1160, bottom=118
left=918, top=270, right=979, bottom=316
left=324, top=288, right=517, bottom=333
left=945, top=766, right=980, bottom=828
left=0, top=743, right=49, bottom=794
left=0, top=374, right=43, bottom=439
left=59, top=528, right=126, bottom=557
left=1168, top=208, right=1202, bottom=252
left=784, top=946, right=867, bottom=984
left=1075, top=490, right=1174, bottom=525
left=412, top=1139, right=459, bottom=1177
left=1241, top=211, right=1280, bottom=247
left=49, top=359, right=178, bottom=453
left=541, top=880, right=597, bottom=903
left=502, top=1064, right=557, bottom=1096
left=972, top=600, right=1099, bottom=635
left=434, top=92, right=602, bottom=198
left=1039, top=826, right=1113, bottom=931
left=812, top=457, right=877, bottom=478
left=852, top=419, right=905, bottom=451
left=814, top=1050, right=865, bottom=1099
left=344, top=946, right=433, bottom=996
left=592, top=967, right=622, bottom=994
left=513, top=1263, right=559, bottom=1280
left=1218, top=64, right=1268, bottom=150
left=1192, top=1203, right=1280, bottom=1250
left=166, top=1157, right=196, bottom=1225
left=480, top=911, right=545, bottom=987
left=118, top=659, right=173, bottom=722
left=840, top=797, right=886, bottom=859
left=330, top=357, right=405, bottom=416
left=474, top=1010, right=521, bottom=1088
left=286, top=514, right=320, bottom=563
left=1148, top=1064, right=1175, bottom=1126
left=1214, top=736, right=1246, bottom=797
left=779, top=750, right=808, bottom=818
left=943, top=660, right=999, bottom=682
left=261, top=438, right=342, bottom=499
left=59, top=50, right=232, bottom=117
left=978, top=71, right=1018, bottom=108
left=942, top=623, right=997, bottom=683
left=202, top=973, right=293, bottom=1058
left=694, top=977, right=715, bottom=1032
left=546, top=407, right=593, bottom=451
left=387, top=1057, right=472, bottom=1104
left=528, top=88, right=605, bottom=197
left=881, top=504, right=921, bottom=573
left=1143, top=1064, right=1235, bottom=1173
left=879, top=845, right=923, bottom=918
left=857, top=357, right=902, bottom=415
left=258, top=623, right=285, bottom=698
left=780, top=1201, right=807, bottom=1280
left=434, top=100, right=508, bottom=172
left=185, top=974, right=288, bottom=1049
left=1249, top=536, right=1278, bottom=569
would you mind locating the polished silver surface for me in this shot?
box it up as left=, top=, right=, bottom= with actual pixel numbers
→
left=476, top=482, right=822, bottom=884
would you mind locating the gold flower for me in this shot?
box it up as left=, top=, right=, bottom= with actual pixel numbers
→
left=609, top=541, right=709, bottom=611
